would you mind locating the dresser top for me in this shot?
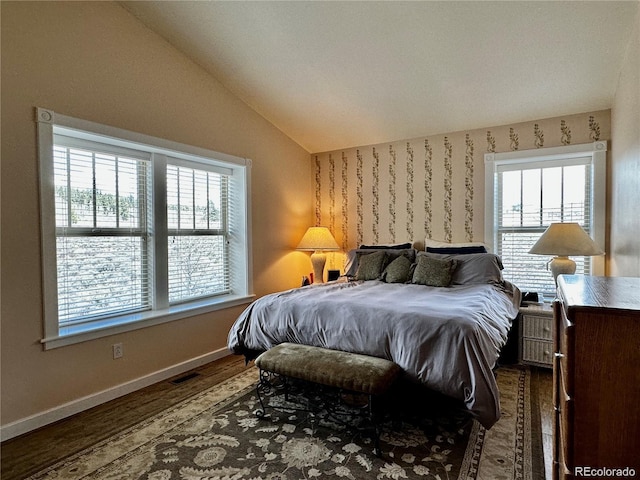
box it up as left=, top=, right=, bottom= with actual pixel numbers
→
left=558, top=275, right=640, bottom=313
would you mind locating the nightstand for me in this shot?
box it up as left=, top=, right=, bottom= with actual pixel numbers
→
left=519, top=303, right=553, bottom=368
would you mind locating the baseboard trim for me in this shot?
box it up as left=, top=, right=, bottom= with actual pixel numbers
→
left=0, top=348, right=230, bottom=441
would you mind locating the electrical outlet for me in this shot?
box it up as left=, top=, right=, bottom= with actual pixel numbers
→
left=112, top=343, right=123, bottom=359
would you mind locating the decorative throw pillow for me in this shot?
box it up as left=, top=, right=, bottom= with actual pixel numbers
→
left=449, top=253, right=504, bottom=285
left=411, top=255, right=457, bottom=287
left=381, top=255, right=413, bottom=283
left=355, top=250, right=387, bottom=281
left=345, top=248, right=416, bottom=277
left=419, top=252, right=504, bottom=285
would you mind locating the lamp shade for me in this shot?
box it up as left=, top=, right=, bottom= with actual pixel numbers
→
left=296, top=226, right=339, bottom=251
left=528, top=223, right=604, bottom=256
left=529, top=222, right=604, bottom=285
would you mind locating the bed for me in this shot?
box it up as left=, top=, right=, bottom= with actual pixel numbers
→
left=227, top=247, right=521, bottom=428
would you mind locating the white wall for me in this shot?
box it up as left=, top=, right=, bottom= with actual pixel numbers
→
left=0, top=1, right=312, bottom=434
left=610, top=7, right=640, bottom=277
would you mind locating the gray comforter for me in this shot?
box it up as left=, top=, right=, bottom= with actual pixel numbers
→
left=227, top=279, right=520, bottom=428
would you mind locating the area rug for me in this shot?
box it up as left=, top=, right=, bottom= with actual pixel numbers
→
left=27, top=366, right=540, bottom=480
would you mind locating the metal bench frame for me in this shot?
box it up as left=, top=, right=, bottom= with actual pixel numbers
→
left=253, top=343, right=401, bottom=457
left=255, top=368, right=387, bottom=456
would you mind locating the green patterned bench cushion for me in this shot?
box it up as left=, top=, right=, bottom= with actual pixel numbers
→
left=255, top=343, right=401, bottom=395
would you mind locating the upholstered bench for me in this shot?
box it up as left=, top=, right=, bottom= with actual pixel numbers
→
left=254, top=342, right=401, bottom=455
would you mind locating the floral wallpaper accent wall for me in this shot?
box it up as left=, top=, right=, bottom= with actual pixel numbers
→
left=341, top=152, right=349, bottom=252
left=372, top=147, right=381, bottom=244
left=328, top=154, right=336, bottom=237
left=406, top=143, right=415, bottom=242
left=443, top=137, right=453, bottom=243
left=589, top=115, right=601, bottom=141
left=388, top=145, right=397, bottom=243
left=464, top=134, right=474, bottom=242
left=312, top=110, right=610, bottom=270
left=314, top=156, right=322, bottom=226
left=424, top=139, right=433, bottom=239
left=561, top=120, right=572, bottom=145
left=534, top=124, right=544, bottom=148
left=356, top=149, right=364, bottom=246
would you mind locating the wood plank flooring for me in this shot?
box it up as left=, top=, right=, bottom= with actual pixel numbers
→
left=531, top=366, right=554, bottom=480
left=1, top=356, right=553, bottom=480
left=1, top=355, right=251, bottom=480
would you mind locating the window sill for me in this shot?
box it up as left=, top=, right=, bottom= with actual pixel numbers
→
left=41, top=294, right=255, bottom=350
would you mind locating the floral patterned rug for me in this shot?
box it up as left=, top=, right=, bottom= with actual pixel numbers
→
left=27, top=366, right=538, bottom=480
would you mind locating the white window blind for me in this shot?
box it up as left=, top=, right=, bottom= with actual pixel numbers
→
left=53, top=138, right=152, bottom=326
left=496, top=160, right=592, bottom=299
left=37, top=108, right=252, bottom=348
left=485, top=143, right=606, bottom=300
left=166, top=163, right=230, bottom=303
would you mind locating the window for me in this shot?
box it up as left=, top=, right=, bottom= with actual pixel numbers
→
left=485, top=142, right=606, bottom=299
left=166, top=163, right=229, bottom=304
left=53, top=137, right=152, bottom=325
left=37, top=108, right=253, bottom=348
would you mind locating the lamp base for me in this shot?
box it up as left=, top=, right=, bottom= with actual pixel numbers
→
left=310, top=251, right=327, bottom=283
left=550, top=256, right=576, bottom=284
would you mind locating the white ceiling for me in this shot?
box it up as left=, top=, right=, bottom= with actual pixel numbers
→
left=121, top=1, right=638, bottom=153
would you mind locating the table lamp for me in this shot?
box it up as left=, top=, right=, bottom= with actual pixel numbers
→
left=296, top=226, right=340, bottom=283
left=528, top=222, right=604, bottom=284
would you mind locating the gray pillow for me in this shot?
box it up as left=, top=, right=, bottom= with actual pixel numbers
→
left=418, top=252, right=503, bottom=285
left=381, top=255, right=412, bottom=283
left=345, top=248, right=416, bottom=277
left=355, top=250, right=387, bottom=281
left=411, top=255, right=457, bottom=287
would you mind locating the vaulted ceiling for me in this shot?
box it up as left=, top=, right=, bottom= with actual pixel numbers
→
left=121, top=1, right=638, bottom=153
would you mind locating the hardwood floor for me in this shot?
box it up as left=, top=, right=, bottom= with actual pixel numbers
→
left=1, top=356, right=554, bottom=480
left=531, top=366, right=554, bottom=480
left=0, top=355, right=251, bottom=480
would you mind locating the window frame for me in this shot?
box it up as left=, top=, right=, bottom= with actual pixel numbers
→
left=37, top=108, right=254, bottom=349
left=484, top=142, right=607, bottom=296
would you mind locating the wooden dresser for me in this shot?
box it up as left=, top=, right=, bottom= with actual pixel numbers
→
left=553, top=275, right=640, bottom=480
